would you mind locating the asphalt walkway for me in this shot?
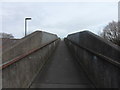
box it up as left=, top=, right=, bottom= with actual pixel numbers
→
left=30, top=40, right=94, bottom=88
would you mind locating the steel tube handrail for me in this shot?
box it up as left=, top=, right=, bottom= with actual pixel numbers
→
left=65, top=38, right=120, bottom=69
left=1, top=38, right=60, bottom=69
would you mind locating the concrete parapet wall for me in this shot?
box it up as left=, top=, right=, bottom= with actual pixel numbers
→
left=1, top=38, right=20, bottom=52
left=2, top=31, right=58, bottom=63
left=2, top=31, right=60, bottom=88
left=65, top=31, right=120, bottom=88
left=67, top=31, right=120, bottom=63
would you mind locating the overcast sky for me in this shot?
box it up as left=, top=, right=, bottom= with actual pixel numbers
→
left=1, top=1, right=118, bottom=38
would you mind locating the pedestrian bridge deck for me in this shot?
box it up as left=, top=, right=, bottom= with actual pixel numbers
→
left=30, top=40, right=94, bottom=88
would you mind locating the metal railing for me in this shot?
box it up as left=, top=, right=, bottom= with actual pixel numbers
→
left=65, top=38, right=120, bottom=69
left=1, top=38, right=60, bottom=69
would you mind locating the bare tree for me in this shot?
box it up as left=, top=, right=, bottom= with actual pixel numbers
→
left=101, top=21, right=120, bottom=46
left=0, top=33, right=14, bottom=39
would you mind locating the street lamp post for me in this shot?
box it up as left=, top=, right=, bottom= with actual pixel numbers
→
left=25, top=17, right=32, bottom=36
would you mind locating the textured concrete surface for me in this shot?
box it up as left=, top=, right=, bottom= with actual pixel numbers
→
left=30, top=41, right=93, bottom=88
left=2, top=31, right=58, bottom=63
left=65, top=31, right=120, bottom=88
left=67, top=31, right=120, bottom=63
left=2, top=31, right=59, bottom=88
left=0, top=38, right=20, bottom=52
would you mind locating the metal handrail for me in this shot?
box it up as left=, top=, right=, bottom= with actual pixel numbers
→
left=1, top=38, right=60, bottom=69
left=65, top=38, right=120, bottom=69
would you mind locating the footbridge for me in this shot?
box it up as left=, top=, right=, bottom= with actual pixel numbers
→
left=1, top=31, right=120, bottom=88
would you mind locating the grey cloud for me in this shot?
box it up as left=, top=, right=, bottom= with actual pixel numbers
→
left=2, top=2, right=118, bottom=38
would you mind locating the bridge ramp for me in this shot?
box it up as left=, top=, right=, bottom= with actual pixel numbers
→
left=30, top=40, right=94, bottom=88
